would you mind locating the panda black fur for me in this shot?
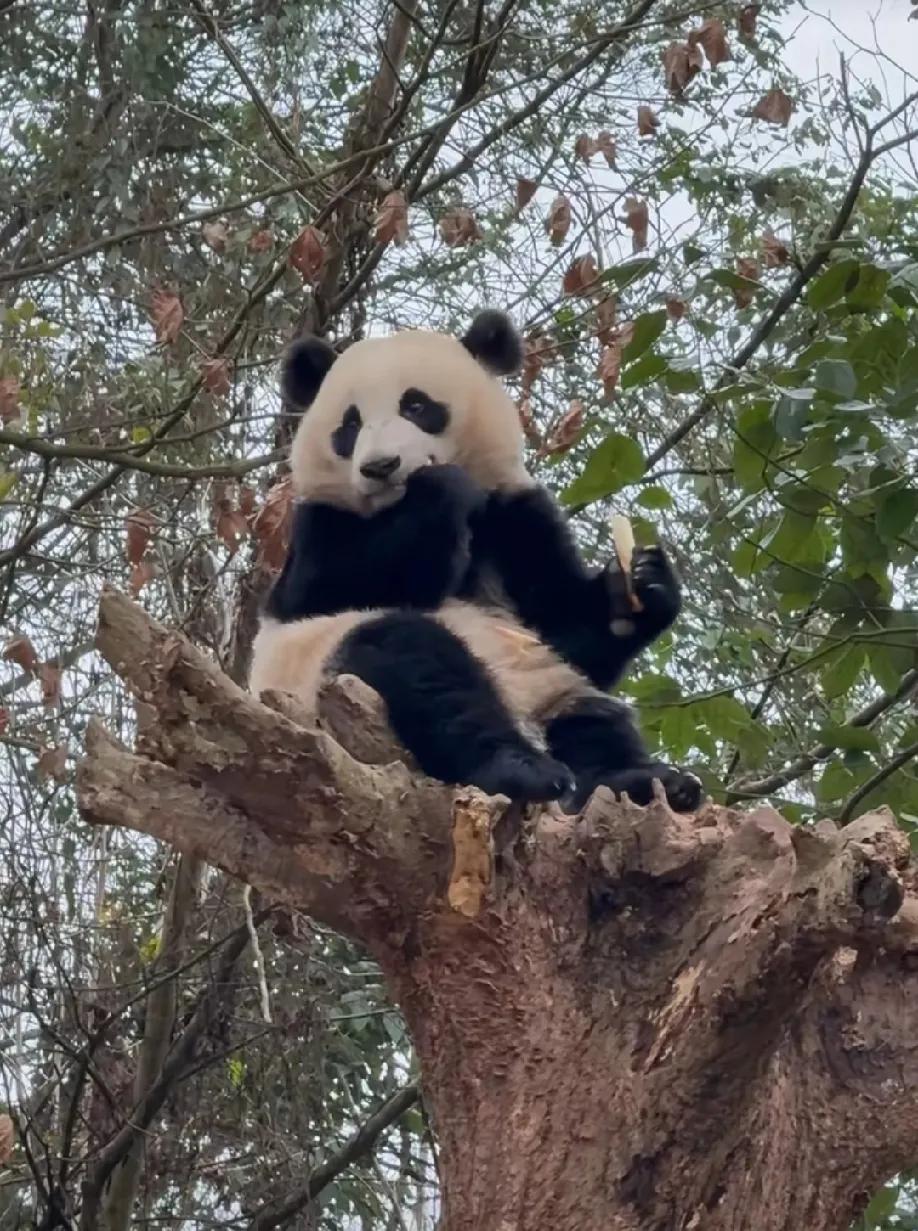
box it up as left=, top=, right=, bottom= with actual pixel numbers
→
left=250, top=313, right=702, bottom=812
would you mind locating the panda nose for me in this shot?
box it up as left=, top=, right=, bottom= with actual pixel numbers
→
left=360, top=455, right=401, bottom=482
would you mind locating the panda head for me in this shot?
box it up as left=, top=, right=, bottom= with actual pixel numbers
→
left=283, top=311, right=531, bottom=513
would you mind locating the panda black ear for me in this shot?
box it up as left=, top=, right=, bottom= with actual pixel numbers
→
left=461, top=310, right=523, bottom=377
left=281, top=336, right=337, bottom=411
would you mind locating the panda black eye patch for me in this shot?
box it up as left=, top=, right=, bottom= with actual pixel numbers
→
left=331, top=405, right=361, bottom=458
left=399, top=388, right=449, bottom=434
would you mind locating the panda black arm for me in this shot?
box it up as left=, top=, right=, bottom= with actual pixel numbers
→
left=474, top=486, right=681, bottom=688
left=267, top=464, right=483, bottom=619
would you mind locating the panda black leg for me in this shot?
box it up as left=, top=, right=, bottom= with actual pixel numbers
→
left=545, top=694, right=702, bottom=813
left=333, top=612, right=573, bottom=803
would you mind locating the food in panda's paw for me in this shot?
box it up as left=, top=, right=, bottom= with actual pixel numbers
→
left=609, top=514, right=643, bottom=613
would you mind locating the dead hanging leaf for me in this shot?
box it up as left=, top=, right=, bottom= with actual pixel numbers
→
left=38, top=660, right=62, bottom=709
left=201, top=356, right=232, bottom=396
left=212, top=482, right=249, bottom=555
left=239, top=484, right=257, bottom=521
left=562, top=254, right=600, bottom=297
left=149, top=289, right=184, bottom=346
left=596, top=131, right=616, bottom=168
left=574, top=134, right=595, bottom=162
left=662, top=41, right=703, bottom=95
left=2, top=635, right=38, bottom=674
left=623, top=197, right=649, bottom=252
left=637, top=105, right=659, bottom=137
left=202, top=220, right=229, bottom=252
left=738, top=4, right=760, bottom=38
left=761, top=229, right=791, bottom=268
left=252, top=477, right=292, bottom=571
left=517, top=398, right=542, bottom=447
left=689, top=17, right=731, bottom=67
left=595, top=296, right=618, bottom=345
left=0, top=1115, right=13, bottom=1163
left=539, top=399, right=584, bottom=457
left=36, top=743, right=68, bottom=784
left=375, top=190, right=409, bottom=247
left=125, top=509, right=157, bottom=566
left=752, top=87, right=794, bottom=127
left=616, top=320, right=636, bottom=351
left=665, top=297, right=688, bottom=322
left=129, top=560, right=155, bottom=597
left=248, top=228, right=274, bottom=253
left=515, top=177, right=538, bottom=210
left=288, top=225, right=326, bottom=285
left=0, top=377, right=20, bottom=424
left=598, top=343, right=622, bottom=397
left=546, top=195, right=572, bottom=247
left=734, top=257, right=760, bottom=308
left=439, top=206, right=482, bottom=248
left=522, top=332, right=557, bottom=394
left=0, top=708, right=8, bottom=735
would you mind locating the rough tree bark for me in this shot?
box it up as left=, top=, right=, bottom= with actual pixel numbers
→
left=77, top=589, right=918, bottom=1231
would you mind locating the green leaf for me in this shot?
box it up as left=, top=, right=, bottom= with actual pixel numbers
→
left=0, top=469, right=17, bottom=500
left=773, top=389, right=813, bottom=440
left=814, top=359, right=856, bottom=398
left=636, top=485, right=673, bottom=510
left=815, top=761, right=856, bottom=803
left=621, top=351, right=667, bottom=390
left=601, top=257, right=659, bottom=291
left=821, top=644, right=865, bottom=698
left=877, top=488, right=918, bottom=541
left=622, top=311, right=668, bottom=364
left=733, top=402, right=777, bottom=493
left=862, top=1182, right=899, bottom=1227
left=763, top=510, right=818, bottom=564
left=664, top=360, right=701, bottom=394
left=846, top=262, right=891, bottom=311
left=806, top=258, right=859, bottom=310
left=682, top=242, right=705, bottom=266
left=561, top=433, right=645, bottom=505
left=817, top=725, right=880, bottom=752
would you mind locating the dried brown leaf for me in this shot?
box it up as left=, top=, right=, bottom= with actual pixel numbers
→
left=521, top=333, right=557, bottom=394
left=562, top=253, right=600, bottom=297
left=517, top=398, right=542, bottom=447
left=546, top=195, right=572, bottom=247
left=248, top=228, right=275, bottom=253
left=212, top=482, right=249, bottom=555
left=129, top=560, right=155, bottom=597
left=734, top=257, right=760, bottom=308
left=439, top=206, right=482, bottom=248
left=201, top=356, right=231, bottom=396
left=2, top=635, right=38, bottom=674
left=239, top=484, right=257, bottom=521
left=574, top=134, right=596, bottom=162
left=596, top=131, right=616, bottom=168
left=761, top=229, right=791, bottom=269
left=0, top=1115, right=13, bottom=1163
left=738, top=4, right=760, bottom=38
left=375, top=190, right=409, bottom=247
left=288, top=225, right=326, bottom=285
left=252, top=477, right=293, bottom=571
left=515, top=177, right=538, bottom=210
left=0, top=708, right=8, bottom=735
left=752, top=87, right=794, bottom=127
left=637, top=105, right=659, bottom=137
left=38, top=660, right=62, bottom=708
left=690, top=17, right=731, bottom=67
left=665, top=297, right=688, bottom=322
left=202, top=220, right=229, bottom=252
left=149, top=289, right=184, bottom=346
left=595, top=296, right=618, bottom=345
left=623, top=197, right=649, bottom=252
left=539, top=399, right=584, bottom=457
left=125, top=509, right=157, bottom=566
left=0, top=377, right=20, bottom=424
left=598, top=343, right=622, bottom=397
left=662, top=41, right=703, bottom=95
left=36, top=743, right=68, bottom=783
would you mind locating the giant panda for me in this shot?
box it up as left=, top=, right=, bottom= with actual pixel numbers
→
left=249, top=310, right=701, bottom=813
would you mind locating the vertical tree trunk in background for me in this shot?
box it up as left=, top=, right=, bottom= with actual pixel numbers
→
left=77, top=592, right=918, bottom=1231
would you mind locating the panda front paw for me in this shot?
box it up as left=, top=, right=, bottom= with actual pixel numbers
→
left=573, top=762, right=702, bottom=813
left=405, top=463, right=486, bottom=516
left=604, top=545, right=681, bottom=638
left=470, top=744, right=574, bottom=804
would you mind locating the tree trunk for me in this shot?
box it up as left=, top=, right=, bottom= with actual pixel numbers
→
left=77, top=589, right=918, bottom=1231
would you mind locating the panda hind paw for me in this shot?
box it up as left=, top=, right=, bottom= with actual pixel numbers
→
left=575, top=764, right=702, bottom=813
left=470, top=746, right=574, bottom=803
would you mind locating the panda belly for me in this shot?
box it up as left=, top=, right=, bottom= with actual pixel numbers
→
left=249, top=602, right=588, bottom=729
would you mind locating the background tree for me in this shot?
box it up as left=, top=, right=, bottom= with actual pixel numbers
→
left=1, top=0, right=916, bottom=1227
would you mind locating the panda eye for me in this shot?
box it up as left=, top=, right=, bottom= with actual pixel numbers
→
left=399, top=388, right=449, bottom=435
left=331, top=405, right=361, bottom=459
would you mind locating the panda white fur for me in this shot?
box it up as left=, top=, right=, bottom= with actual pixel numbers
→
left=250, top=311, right=701, bottom=810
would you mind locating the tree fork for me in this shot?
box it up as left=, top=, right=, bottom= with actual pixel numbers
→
left=77, top=588, right=918, bottom=1231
